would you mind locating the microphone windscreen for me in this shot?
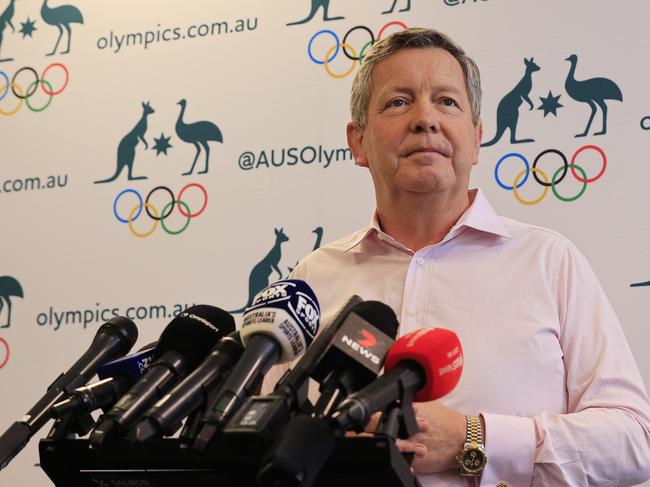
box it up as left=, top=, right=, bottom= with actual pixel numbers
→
left=384, top=328, right=463, bottom=402
left=241, top=279, right=320, bottom=363
left=98, top=317, right=139, bottom=353
left=351, top=300, right=399, bottom=338
left=154, top=305, right=236, bottom=369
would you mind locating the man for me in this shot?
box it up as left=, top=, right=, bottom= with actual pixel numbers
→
left=266, top=28, right=650, bottom=485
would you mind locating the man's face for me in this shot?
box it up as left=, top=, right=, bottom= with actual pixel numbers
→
left=347, top=47, right=482, bottom=201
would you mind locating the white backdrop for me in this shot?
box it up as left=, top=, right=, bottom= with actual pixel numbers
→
left=1, top=0, right=649, bottom=485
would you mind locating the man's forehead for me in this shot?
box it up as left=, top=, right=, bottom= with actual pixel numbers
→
left=370, top=47, right=465, bottom=93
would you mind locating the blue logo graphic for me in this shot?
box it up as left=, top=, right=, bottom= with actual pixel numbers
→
left=0, top=0, right=17, bottom=62
left=630, top=280, right=650, bottom=288
left=94, top=99, right=224, bottom=184
left=565, top=54, right=622, bottom=137
left=287, top=0, right=344, bottom=26
left=175, top=98, right=223, bottom=175
left=95, top=102, right=155, bottom=184
left=482, top=54, right=624, bottom=147
left=41, top=0, right=83, bottom=56
left=0, top=275, right=23, bottom=328
left=482, top=58, right=540, bottom=147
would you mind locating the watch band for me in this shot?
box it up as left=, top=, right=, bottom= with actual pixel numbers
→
left=466, top=415, right=483, bottom=445
left=457, top=415, right=487, bottom=476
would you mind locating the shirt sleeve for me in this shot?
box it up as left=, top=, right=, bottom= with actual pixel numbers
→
left=480, top=239, right=650, bottom=486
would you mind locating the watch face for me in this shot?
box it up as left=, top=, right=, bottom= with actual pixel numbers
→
left=461, top=448, right=486, bottom=473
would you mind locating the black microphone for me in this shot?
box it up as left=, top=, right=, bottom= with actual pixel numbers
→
left=256, top=302, right=399, bottom=486
left=222, top=297, right=393, bottom=444
left=50, top=345, right=156, bottom=419
left=132, top=331, right=244, bottom=444
left=0, top=317, right=138, bottom=470
left=89, top=305, right=234, bottom=447
left=310, top=300, right=398, bottom=417
left=192, top=280, right=321, bottom=452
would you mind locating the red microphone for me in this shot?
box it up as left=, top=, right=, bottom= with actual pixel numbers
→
left=330, top=327, right=463, bottom=431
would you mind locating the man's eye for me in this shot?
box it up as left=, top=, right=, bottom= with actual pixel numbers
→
left=389, top=99, right=406, bottom=107
left=442, top=98, right=457, bottom=107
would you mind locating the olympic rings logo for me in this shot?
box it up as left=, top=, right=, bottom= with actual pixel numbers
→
left=641, top=116, right=650, bottom=131
left=0, top=337, right=9, bottom=369
left=494, top=145, right=606, bottom=205
left=307, top=21, right=408, bottom=79
left=112, top=183, right=208, bottom=238
left=0, top=63, right=70, bottom=116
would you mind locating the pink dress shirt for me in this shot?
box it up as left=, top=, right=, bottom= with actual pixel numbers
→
left=264, top=189, right=650, bottom=486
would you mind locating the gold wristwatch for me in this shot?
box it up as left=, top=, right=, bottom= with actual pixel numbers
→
left=456, top=415, right=487, bottom=476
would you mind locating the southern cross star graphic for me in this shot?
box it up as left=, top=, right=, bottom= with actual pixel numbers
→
left=537, top=91, right=563, bottom=117
left=19, top=18, right=37, bottom=38
left=152, top=133, right=172, bottom=156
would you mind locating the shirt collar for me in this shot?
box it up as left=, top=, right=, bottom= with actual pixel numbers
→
left=342, top=188, right=511, bottom=253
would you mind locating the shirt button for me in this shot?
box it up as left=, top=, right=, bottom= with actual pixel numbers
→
left=408, top=310, right=417, bottom=317
left=416, top=257, right=425, bottom=265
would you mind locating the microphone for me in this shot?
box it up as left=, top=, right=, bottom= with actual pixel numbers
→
left=0, top=317, right=138, bottom=470
left=310, top=300, right=398, bottom=417
left=132, top=331, right=244, bottom=444
left=192, top=279, right=320, bottom=452
left=50, top=346, right=156, bottom=419
left=89, top=306, right=234, bottom=447
left=222, top=296, right=363, bottom=443
left=259, top=328, right=463, bottom=486
left=331, top=327, right=463, bottom=431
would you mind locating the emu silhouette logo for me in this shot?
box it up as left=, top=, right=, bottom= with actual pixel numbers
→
left=42, top=0, right=83, bottom=56
left=94, top=99, right=223, bottom=184
left=228, top=228, right=290, bottom=314
left=482, top=54, right=623, bottom=147
left=0, top=276, right=23, bottom=329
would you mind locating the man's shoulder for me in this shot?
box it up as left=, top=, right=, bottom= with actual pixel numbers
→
left=290, top=227, right=369, bottom=276
left=499, top=215, right=578, bottom=253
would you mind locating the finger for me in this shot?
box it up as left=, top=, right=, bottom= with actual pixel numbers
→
left=416, top=416, right=431, bottom=433
left=395, top=439, right=427, bottom=458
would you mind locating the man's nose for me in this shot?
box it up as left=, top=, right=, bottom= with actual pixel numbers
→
left=409, top=101, right=440, bottom=133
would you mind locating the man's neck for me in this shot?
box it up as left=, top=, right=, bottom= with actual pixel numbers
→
left=376, top=190, right=472, bottom=252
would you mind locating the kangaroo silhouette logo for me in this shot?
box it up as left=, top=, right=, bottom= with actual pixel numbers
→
left=0, top=276, right=23, bottom=329
left=564, top=54, right=623, bottom=138
left=287, top=0, right=344, bottom=26
left=382, top=0, right=411, bottom=14
left=175, top=99, right=223, bottom=175
left=288, top=226, right=324, bottom=274
left=0, top=0, right=16, bottom=62
left=41, top=0, right=83, bottom=56
left=482, top=57, right=540, bottom=147
left=228, top=228, right=290, bottom=314
left=94, top=102, right=155, bottom=184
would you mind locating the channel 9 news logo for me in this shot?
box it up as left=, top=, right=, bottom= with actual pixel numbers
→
left=112, top=183, right=208, bottom=237
left=0, top=63, right=69, bottom=115
left=494, top=145, right=606, bottom=205
left=307, top=21, right=407, bottom=79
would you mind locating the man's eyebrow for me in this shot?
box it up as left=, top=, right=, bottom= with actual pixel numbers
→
left=379, top=84, right=464, bottom=96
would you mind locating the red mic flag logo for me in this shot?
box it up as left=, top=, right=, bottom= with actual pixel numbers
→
left=358, top=329, right=377, bottom=348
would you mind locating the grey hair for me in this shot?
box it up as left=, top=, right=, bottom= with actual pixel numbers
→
left=350, top=27, right=482, bottom=128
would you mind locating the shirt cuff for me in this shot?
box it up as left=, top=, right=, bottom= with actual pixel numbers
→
left=479, top=413, right=536, bottom=487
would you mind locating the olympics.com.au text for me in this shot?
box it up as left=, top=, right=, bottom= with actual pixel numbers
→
left=96, top=17, right=259, bottom=54
left=36, top=302, right=197, bottom=331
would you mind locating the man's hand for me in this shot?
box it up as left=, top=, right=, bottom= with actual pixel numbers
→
left=397, top=402, right=467, bottom=474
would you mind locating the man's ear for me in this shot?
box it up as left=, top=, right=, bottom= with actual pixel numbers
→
left=346, top=121, right=369, bottom=167
left=473, top=118, right=483, bottom=166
